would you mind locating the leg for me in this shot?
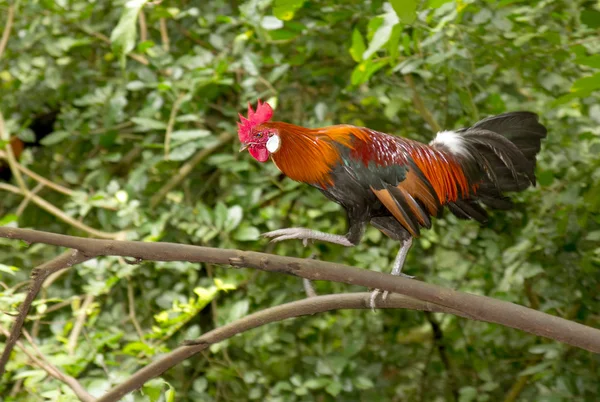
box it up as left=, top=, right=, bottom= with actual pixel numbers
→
left=262, top=228, right=353, bottom=247
left=369, top=237, right=413, bottom=310
left=263, top=210, right=366, bottom=247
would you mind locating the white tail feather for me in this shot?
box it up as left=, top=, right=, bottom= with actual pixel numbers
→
left=430, top=130, right=468, bottom=157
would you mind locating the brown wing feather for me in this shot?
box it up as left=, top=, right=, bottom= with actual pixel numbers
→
left=371, top=165, right=445, bottom=238
left=371, top=186, right=420, bottom=237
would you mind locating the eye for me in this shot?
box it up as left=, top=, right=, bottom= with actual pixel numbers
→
left=256, top=132, right=263, bottom=138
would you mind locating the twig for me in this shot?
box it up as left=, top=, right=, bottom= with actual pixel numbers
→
left=0, top=1, right=17, bottom=60
left=0, top=182, right=123, bottom=239
left=0, top=250, right=91, bottom=377
left=0, top=227, right=599, bottom=354
left=404, top=74, right=442, bottom=132
left=150, top=131, right=234, bottom=207
left=425, top=311, right=459, bottom=401
left=11, top=157, right=73, bottom=196
left=127, top=279, right=145, bottom=339
left=0, top=326, right=95, bottom=402
left=159, top=18, right=169, bottom=52
left=164, top=93, right=186, bottom=159
left=16, top=182, right=44, bottom=216
left=138, top=10, right=147, bottom=42
left=67, top=294, right=95, bottom=355
left=97, top=293, right=466, bottom=402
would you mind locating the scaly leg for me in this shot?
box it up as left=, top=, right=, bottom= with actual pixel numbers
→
left=369, top=237, right=413, bottom=310
left=262, top=228, right=354, bottom=247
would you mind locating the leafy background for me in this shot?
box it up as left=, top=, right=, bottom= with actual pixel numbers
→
left=1, top=0, right=599, bottom=400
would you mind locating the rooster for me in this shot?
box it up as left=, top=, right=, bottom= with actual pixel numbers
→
left=238, top=100, right=547, bottom=307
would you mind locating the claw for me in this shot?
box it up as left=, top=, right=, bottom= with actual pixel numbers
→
left=369, top=289, right=381, bottom=312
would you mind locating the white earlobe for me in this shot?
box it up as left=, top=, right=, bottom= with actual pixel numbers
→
left=266, top=134, right=281, bottom=153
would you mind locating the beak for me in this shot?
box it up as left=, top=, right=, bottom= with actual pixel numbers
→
left=239, top=143, right=249, bottom=152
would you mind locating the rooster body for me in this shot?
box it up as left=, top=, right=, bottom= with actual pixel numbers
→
left=238, top=101, right=547, bottom=306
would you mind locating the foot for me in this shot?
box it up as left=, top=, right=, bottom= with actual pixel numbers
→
left=262, top=228, right=353, bottom=247
left=369, top=272, right=414, bottom=311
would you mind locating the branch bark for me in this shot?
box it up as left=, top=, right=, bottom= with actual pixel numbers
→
left=1, top=227, right=599, bottom=401
left=1, top=227, right=599, bottom=354
left=98, top=292, right=466, bottom=402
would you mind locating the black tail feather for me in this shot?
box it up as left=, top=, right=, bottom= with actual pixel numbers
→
left=432, top=112, right=547, bottom=219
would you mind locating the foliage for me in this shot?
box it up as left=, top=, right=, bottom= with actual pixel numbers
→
left=1, top=0, right=599, bottom=400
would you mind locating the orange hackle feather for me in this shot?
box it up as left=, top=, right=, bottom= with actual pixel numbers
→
left=263, top=122, right=369, bottom=187
left=406, top=143, right=472, bottom=202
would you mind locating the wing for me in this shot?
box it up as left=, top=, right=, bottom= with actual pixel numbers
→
left=348, top=130, right=475, bottom=237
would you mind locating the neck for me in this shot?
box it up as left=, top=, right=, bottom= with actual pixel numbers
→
left=265, top=122, right=355, bottom=187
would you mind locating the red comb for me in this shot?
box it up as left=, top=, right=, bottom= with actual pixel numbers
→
left=237, top=100, right=274, bottom=142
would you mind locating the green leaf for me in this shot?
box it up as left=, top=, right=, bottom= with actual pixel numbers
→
left=170, top=129, right=211, bottom=142
left=349, top=29, right=366, bottom=62
left=585, top=231, right=600, bottom=241
left=304, top=378, right=329, bottom=389
left=228, top=299, right=249, bottom=321
left=224, top=205, right=243, bottom=232
left=168, top=144, right=198, bottom=161
left=110, top=0, right=149, bottom=66
left=354, top=376, right=374, bottom=390
left=261, top=16, right=284, bottom=30
left=581, top=10, right=600, bottom=28
left=234, top=226, right=260, bottom=241
left=390, top=0, right=417, bottom=24
left=428, top=0, right=453, bottom=8
left=363, top=20, right=396, bottom=59
left=571, top=72, right=600, bottom=92
left=0, top=214, right=18, bottom=226
left=325, top=381, right=342, bottom=397
left=0, top=264, right=18, bottom=276
left=131, top=117, right=167, bottom=131
left=575, top=54, right=600, bottom=69
left=40, top=130, right=71, bottom=146
left=273, top=0, right=305, bottom=21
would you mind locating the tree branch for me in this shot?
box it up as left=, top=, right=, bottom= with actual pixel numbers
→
left=0, top=326, right=95, bottom=402
left=98, top=292, right=465, bottom=402
left=0, top=1, right=17, bottom=61
left=0, top=250, right=92, bottom=377
left=0, top=182, right=123, bottom=239
left=1, top=227, right=599, bottom=356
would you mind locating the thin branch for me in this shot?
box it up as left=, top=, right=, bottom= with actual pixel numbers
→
left=0, top=227, right=599, bottom=354
left=67, top=294, right=95, bottom=355
left=164, top=93, right=186, bottom=159
left=16, top=182, right=44, bottom=216
left=0, top=1, right=16, bottom=60
left=404, top=74, right=442, bottom=132
left=150, top=131, right=234, bottom=207
left=12, top=157, right=73, bottom=196
left=159, top=18, right=169, bottom=52
left=425, top=311, right=459, bottom=401
left=138, top=10, right=148, bottom=42
left=0, top=182, right=123, bottom=239
left=0, top=250, right=91, bottom=377
left=0, top=326, right=95, bottom=402
left=127, top=278, right=145, bottom=339
left=97, top=293, right=465, bottom=402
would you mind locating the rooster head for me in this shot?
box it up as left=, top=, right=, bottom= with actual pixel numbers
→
left=237, top=100, right=279, bottom=162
